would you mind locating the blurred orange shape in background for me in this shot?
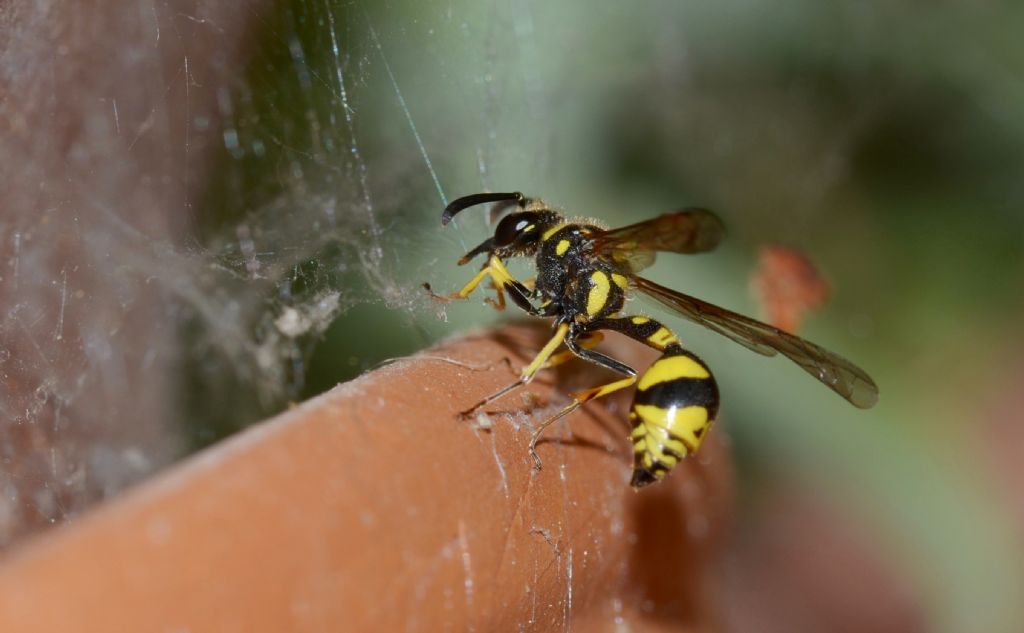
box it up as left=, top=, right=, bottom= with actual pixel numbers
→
left=751, top=245, right=831, bottom=334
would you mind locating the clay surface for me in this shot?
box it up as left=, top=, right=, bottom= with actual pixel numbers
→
left=0, top=325, right=734, bottom=632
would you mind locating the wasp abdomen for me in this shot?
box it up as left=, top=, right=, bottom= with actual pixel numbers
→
left=629, top=345, right=720, bottom=488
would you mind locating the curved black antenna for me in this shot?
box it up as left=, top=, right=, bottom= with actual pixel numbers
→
left=442, top=192, right=524, bottom=225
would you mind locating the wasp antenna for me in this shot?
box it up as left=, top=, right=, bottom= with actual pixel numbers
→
left=442, top=192, right=524, bottom=225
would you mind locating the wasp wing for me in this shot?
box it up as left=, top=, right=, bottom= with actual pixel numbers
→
left=633, top=276, right=879, bottom=409
left=591, top=209, right=725, bottom=274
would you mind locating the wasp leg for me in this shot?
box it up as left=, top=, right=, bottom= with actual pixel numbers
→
left=458, top=322, right=570, bottom=417
left=479, top=277, right=544, bottom=315
left=487, top=276, right=541, bottom=313
left=528, top=373, right=638, bottom=469
left=481, top=329, right=602, bottom=399
left=423, top=259, right=495, bottom=303
left=528, top=333, right=639, bottom=469
left=505, top=280, right=547, bottom=316
left=428, top=255, right=548, bottom=316
left=483, top=278, right=508, bottom=311
left=540, top=331, right=604, bottom=369
left=564, top=334, right=636, bottom=375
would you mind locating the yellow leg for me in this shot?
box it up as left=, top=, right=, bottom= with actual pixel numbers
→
left=528, top=375, right=638, bottom=469
left=485, top=256, right=518, bottom=289
left=485, top=276, right=536, bottom=312
left=483, top=279, right=507, bottom=311
left=541, top=331, right=604, bottom=369
left=459, top=323, right=570, bottom=416
left=457, top=266, right=493, bottom=298
left=427, top=255, right=520, bottom=309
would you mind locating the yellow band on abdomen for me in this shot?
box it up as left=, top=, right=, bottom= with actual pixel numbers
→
left=637, top=355, right=710, bottom=390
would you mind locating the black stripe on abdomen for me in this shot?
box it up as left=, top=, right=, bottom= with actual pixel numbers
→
left=634, top=376, right=719, bottom=418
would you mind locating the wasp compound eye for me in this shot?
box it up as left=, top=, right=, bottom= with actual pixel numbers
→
left=494, top=212, right=538, bottom=247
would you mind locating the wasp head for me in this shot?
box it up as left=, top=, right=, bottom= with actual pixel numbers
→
left=443, top=192, right=561, bottom=265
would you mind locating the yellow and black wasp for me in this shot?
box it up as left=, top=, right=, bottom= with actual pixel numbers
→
left=430, top=192, right=878, bottom=488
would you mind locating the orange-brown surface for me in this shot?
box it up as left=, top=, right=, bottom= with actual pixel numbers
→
left=0, top=326, right=734, bottom=632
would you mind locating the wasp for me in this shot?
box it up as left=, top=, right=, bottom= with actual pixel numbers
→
left=430, top=192, right=878, bottom=488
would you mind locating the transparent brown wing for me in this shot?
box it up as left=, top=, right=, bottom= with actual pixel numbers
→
left=590, top=209, right=725, bottom=273
left=633, top=276, right=879, bottom=409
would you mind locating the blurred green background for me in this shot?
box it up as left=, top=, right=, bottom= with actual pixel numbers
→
left=189, top=1, right=1024, bottom=631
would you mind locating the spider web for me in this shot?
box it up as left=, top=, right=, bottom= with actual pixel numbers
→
left=0, top=0, right=609, bottom=551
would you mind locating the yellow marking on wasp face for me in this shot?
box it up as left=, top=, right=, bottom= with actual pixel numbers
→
left=647, top=327, right=679, bottom=349
left=555, top=239, right=571, bottom=256
left=524, top=224, right=535, bottom=232
left=611, top=273, right=629, bottom=289
left=633, top=404, right=711, bottom=452
left=541, top=224, right=567, bottom=241
left=631, top=316, right=650, bottom=325
left=637, top=356, right=709, bottom=391
left=586, top=271, right=611, bottom=317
